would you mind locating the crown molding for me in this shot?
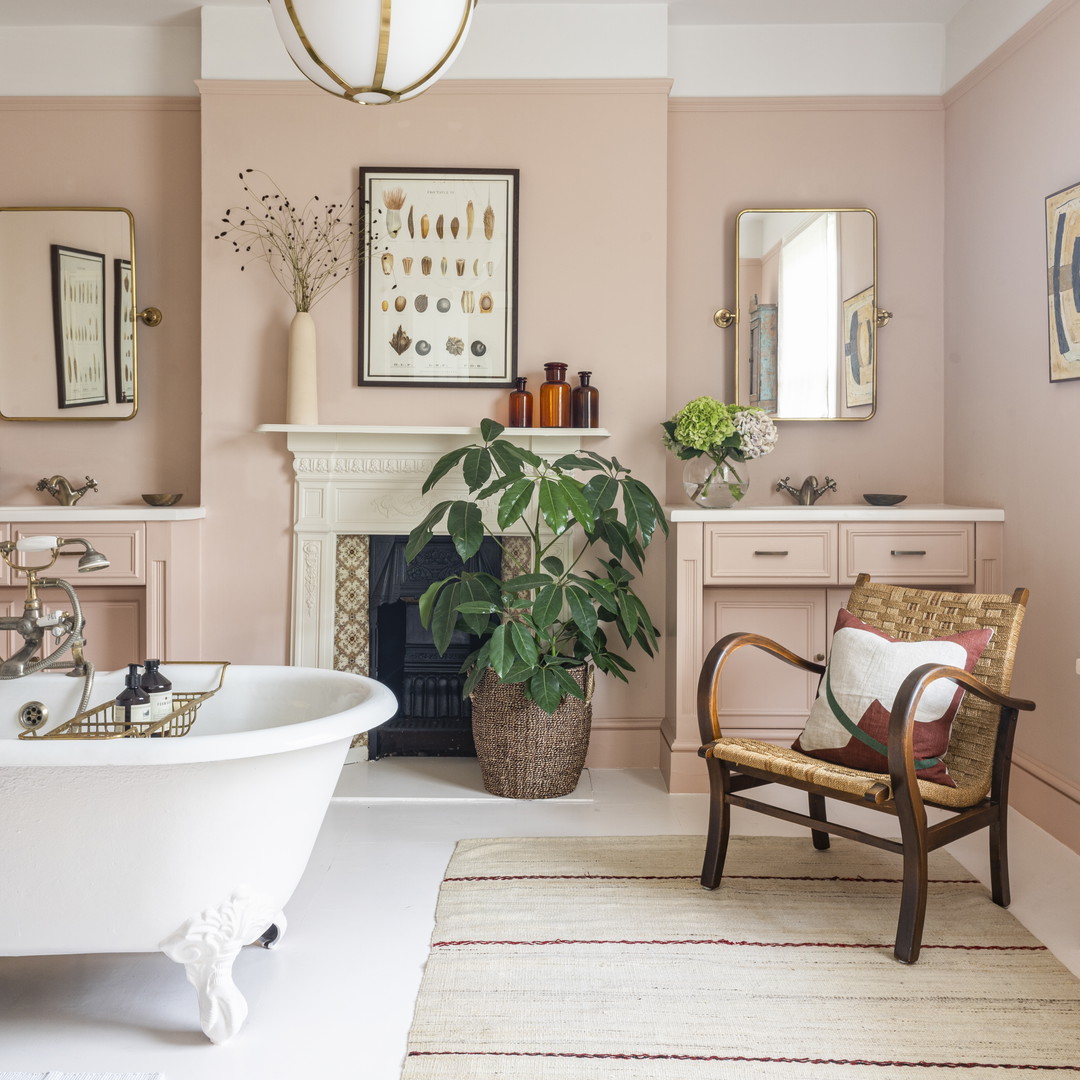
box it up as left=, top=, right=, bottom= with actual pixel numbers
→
left=0, top=96, right=198, bottom=111
left=196, top=77, right=673, bottom=98
left=944, top=0, right=1077, bottom=107
left=669, top=95, right=943, bottom=113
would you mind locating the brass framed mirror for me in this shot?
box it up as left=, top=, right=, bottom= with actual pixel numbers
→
left=0, top=206, right=144, bottom=422
left=726, top=207, right=883, bottom=422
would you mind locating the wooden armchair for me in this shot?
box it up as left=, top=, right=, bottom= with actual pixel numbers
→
left=697, top=574, right=1035, bottom=963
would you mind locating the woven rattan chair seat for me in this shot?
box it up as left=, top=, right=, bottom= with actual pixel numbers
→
left=706, top=736, right=988, bottom=810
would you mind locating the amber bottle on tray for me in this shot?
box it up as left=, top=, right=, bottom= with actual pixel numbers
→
left=508, top=376, right=533, bottom=427
left=539, top=362, right=571, bottom=427
left=571, top=371, right=599, bottom=428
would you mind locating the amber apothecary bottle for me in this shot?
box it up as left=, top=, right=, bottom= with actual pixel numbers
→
left=539, top=362, right=571, bottom=428
left=571, top=371, right=599, bottom=428
left=508, top=377, right=533, bottom=427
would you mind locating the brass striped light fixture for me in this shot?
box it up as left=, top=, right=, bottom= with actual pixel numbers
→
left=267, top=0, right=477, bottom=105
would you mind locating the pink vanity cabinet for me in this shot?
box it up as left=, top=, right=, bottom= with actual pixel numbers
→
left=0, top=507, right=204, bottom=672
left=662, top=505, right=1005, bottom=793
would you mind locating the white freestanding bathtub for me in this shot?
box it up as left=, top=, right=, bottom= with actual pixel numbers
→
left=0, top=663, right=396, bottom=1044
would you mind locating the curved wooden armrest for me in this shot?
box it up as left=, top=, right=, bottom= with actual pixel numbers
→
left=697, top=631, right=826, bottom=744
left=887, top=661, right=1035, bottom=804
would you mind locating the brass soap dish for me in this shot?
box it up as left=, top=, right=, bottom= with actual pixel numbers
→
left=142, top=493, right=183, bottom=507
left=862, top=493, right=907, bottom=506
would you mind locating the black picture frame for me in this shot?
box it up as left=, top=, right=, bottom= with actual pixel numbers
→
left=113, top=257, right=134, bottom=403
left=51, top=243, right=107, bottom=408
left=359, top=166, right=519, bottom=388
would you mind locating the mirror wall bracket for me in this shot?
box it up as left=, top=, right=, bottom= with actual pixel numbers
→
left=713, top=308, right=736, bottom=329
left=137, top=307, right=163, bottom=328
left=875, top=308, right=893, bottom=328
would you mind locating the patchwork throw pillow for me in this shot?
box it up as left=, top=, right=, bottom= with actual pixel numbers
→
left=792, top=608, right=994, bottom=787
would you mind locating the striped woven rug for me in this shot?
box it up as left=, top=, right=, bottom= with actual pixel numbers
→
left=401, top=835, right=1080, bottom=1078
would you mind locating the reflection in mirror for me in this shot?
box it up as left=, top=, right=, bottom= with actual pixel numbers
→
left=0, top=207, right=138, bottom=421
left=734, top=208, right=877, bottom=421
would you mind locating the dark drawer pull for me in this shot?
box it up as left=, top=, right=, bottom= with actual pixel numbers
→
left=753, top=550, right=789, bottom=556
left=890, top=549, right=927, bottom=556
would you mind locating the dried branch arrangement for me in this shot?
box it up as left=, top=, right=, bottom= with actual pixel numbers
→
left=215, top=169, right=364, bottom=312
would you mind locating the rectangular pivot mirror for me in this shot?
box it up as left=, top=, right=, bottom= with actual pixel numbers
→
left=0, top=207, right=139, bottom=422
left=733, top=208, right=877, bottom=421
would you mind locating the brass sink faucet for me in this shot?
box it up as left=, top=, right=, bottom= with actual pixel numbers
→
left=776, top=475, right=837, bottom=506
left=36, top=475, right=98, bottom=506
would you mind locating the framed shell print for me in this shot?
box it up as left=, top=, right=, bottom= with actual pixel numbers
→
left=359, top=167, right=518, bottom=388
left=1046, top=179, right=1080, bottom=382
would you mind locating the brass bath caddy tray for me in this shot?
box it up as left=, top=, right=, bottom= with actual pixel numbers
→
left=20, top=661, right=230, bottom=740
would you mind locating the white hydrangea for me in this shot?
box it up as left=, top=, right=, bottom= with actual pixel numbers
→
left=732, top=409, right=778, bottom=459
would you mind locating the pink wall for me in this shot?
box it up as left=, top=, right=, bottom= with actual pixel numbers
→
left=667, top=99, right=946, bottom=504
left=0, top=99, right=201, bottom=505
left=944, top=2, right=1080, bottom=850
left=198, top=80, right=670, bottom=735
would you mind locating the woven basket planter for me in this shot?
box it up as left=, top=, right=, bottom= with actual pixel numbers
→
left=470, top=664, right=594, bottom=799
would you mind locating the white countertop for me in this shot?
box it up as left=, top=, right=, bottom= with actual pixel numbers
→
left=666, top=503, right=1004, bottom=522
left=0, top=505, right=205, bottom=522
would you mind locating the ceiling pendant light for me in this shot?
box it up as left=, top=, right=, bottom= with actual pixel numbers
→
left=267, top=0, right=477, bottom=105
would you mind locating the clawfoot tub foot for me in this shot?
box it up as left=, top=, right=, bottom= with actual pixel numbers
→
left=255, top=913, right=287, bottom=950
left=160, top=889, right=283, bottom=1044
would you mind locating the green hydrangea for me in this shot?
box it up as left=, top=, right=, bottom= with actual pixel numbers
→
left=672, top=397, right=736, bottom=451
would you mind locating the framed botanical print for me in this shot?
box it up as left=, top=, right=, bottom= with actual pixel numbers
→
left=1046, top=179, right=1080, bottom=382
left=51, top=243, right=107, bottom=408
left=843, top=285, right=875, bottom=408
left=114, top=257, right=134, bottom=403
left=359, top=166, right=518, bottom=387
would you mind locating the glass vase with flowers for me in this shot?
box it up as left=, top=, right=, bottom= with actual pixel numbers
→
left=662, top=396, right=778, bottom=508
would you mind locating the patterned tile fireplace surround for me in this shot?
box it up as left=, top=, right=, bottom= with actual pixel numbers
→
left=260, top=425, right=606, bottom=755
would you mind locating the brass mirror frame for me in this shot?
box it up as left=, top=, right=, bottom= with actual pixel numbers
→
left=0, top=206, right=150, bottom=423
left=727, top=207, right=884, bottom=423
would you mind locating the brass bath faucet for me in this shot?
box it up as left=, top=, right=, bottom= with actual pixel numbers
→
left=776, top=475, right=837, bottom=506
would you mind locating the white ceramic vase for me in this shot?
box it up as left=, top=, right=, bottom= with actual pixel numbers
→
left=286, top=310, right=318, bottom=425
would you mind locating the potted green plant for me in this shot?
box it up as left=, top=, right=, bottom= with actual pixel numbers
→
left=405, top=419, right=668, bottom=798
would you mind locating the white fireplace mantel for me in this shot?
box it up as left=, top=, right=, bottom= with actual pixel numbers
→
left=258, top=424, right=610, bottom=667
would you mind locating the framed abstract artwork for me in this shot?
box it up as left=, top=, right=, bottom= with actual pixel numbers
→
left=359, top=166, right=518, bottom=387
left=843, top=285, right=875, bottom=408
left=51, top=243, right=107, bottom=408
left=1046, top=179, right=1080, bottom=382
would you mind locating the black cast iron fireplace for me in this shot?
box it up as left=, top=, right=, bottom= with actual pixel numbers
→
left=366, top=533, right=500, bottom=758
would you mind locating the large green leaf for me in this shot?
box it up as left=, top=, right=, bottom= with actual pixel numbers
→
left=531, top=583, right=564, bottom=628
left=497, top=477, right=535, bottom=530
left=480, top=418, right=505, bottom=442
left=565, top=585, right=598, bottom=642
left=548, top=663, right=587, bottom=702
left=560, top=477, right=596, bottom=532
left=628, top=477, right=669, bottom=538
left=421, top=446, right=469, bottom=495
left=538, top=478, right=570, bottom=535
left=552, top=453, right=604, bottom=472
left=582, top=474, right=618, bottom=513
left=501, top=573, right=552, bottom=593
left=475, top=474, right=518, bottom=501
left=570, top=574, right=619, bottom=614
left=417, top=577, right=452, bottom=629
left=623, top=477, right=664, bottom=545
left=487, top=623, right=512, bottom=677
left=490, top=438, right=542, bottom=475
left=404, top=500, right=452, bottom=563
left=509, top=620, right=540, bottom=668
left=446, top=501, right=484, bottom=561
left=528, top=667, right=564, bottom=714
left=462, top=446, right=493, bottom=491
left=456, top=574, right=500, bottom=635
left=430, top=581, right=461, bottom=654
left=541, top=555, right=564, bottom=576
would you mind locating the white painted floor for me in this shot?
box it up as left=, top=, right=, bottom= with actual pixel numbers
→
left=1, top=761, right=1077, bottom=1080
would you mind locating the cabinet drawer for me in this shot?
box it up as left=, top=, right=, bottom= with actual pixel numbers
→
left=11, top=522, right=145, bottom=585
left=704, top=524, right=837, bottom=585
left=839, top=523, right=974, bottom=585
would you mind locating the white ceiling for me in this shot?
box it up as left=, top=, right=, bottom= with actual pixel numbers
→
left=0, top=0, right=974, bottom=29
